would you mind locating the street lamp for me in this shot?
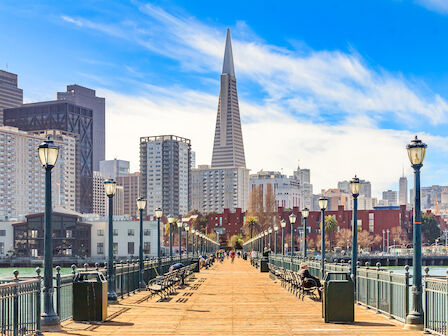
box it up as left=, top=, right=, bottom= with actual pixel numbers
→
left=177, top=220, right=183, bottom=261
left=155, top=208, right=163, bottom=273
left=38, top=140, right=61, bottom=329
left=191, top=228, right=196, bottom=256
left=185, top=225, right=189, bottom=257
left=387, top=229, right=390, bottom=253
left=268, top=227, right=273, bottom=250
left=168, top=216, right=175, bottom=259
left=136, top=197, right=147, bottom=288
left=405, top=135, right=427, bottom=329
left=350, top=175, right=361, bottom=288
left=281, top=220, right=286, bottom=255
left=273, top=224, right=279, bottom=254
left=301, top=208, right=309, bottom=258
left=289, top=213, right=297, bottom=256
left=104, top=178, right=118, bottom=301
left=318, top=196, right=329, bottom=279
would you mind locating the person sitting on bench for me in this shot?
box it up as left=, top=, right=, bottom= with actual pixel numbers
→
left=298, top=264, right=322, bottom=298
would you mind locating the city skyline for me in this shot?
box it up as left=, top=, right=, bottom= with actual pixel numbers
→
left=2, top=1, right=448, bottom=197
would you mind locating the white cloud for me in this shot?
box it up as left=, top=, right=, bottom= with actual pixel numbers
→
left=416, top=0, right=448, bottom=14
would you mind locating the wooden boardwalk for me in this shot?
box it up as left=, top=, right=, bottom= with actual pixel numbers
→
left=47, top=258, right=425, bottom=336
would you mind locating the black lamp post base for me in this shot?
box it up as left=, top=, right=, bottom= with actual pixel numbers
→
left=41, top=313, right=61, bottom=331
left=108, top=291, right=118, bottom=302
left=405, top=313, right=424, bottom=330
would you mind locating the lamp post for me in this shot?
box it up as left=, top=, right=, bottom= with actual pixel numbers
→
left=289, top=213, right=297, bottom=256
left=405, top=136, right=427, bottom=329
left=105, top=179, right=118, bottom=301
left=264, top=230, right=268, bottom=251
left=168, top=216, right=175, bottom=260
left=350, top=176, right=361, bottom=289
left=387, top=229, right=390, bottom=254
left=268, top=227, right=273, bottom=250
left=137, top=197, right=147, bottom=288
left=185, top=225, right=189, bottom=257
left=177, top=221, right=183, bottom=261
left=155, top=208, right=163, bottom=273
left=274, top=224, right=279, bottom=254
left=191, top=228, right=195, bottom=256
left=281, top=220, right=286, bottom=255
left=319, top=196, right=328, bottom=279
left=38, top=140, right=61, bottom=329
left=383, top=229, right=386, bottom=252
left=301, top=208, right=309, bottom=258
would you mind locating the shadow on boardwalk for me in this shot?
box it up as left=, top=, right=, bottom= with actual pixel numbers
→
left=46, top=259, right=425, bottom=336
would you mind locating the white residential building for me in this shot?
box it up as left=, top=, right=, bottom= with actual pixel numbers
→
left=0, top=126, right=76, bottom=217
left=93, top=171, right=106, bottom=216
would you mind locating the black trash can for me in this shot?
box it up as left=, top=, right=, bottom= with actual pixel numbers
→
left=191, top=257, right=200, bottom=272
left=322, top=272, right=354, bottom=323
left=73, top=271, right=108, bottom=322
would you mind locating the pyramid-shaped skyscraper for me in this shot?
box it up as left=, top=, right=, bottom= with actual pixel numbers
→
left=211, top=29, right=246, bottom=169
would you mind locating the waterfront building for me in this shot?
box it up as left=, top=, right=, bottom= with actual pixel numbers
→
left=399, top=176, right=408, bottom=205
left=0, top=70, right=23, bottom=126
left=0, top=126, right=76, bottom=217
left=57, top=85, right=105, bottom=171
left=117, top=172, right=140, bottom=216
left=92, top=171, right=106, bottom=216
left=99, top=159, right=130, bottom=179
left=4, top=101, right=93, bottom=213
left=140, top=135, right=191, bottom=217
left=382, top=190, right=398, bottom=206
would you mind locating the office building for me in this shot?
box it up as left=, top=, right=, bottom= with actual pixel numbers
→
left=140, top=135, right=191, bottom=217
left=92, top=171, right=106, bottom=216
left=382, top=190, right=398, bottom=206
left=399, top=176, right=408, bottom=205
left=293, top=165, right=313, bottom=209
left=4, top=101, right=93, bottom=213
left=117, top=172, right=140, bottom=216
left=338, top=179, right=371, bottom=198
left=211, top=29, right=246, bottom=169
left=57, top=85, right=105, bottom=170
left=0, top=70, right=23, bottom=126
left=0, top=126, right=76, bottom=217
left=99, top=159, right=130, bottom=179
left=105, top=185, right=124, bottom=216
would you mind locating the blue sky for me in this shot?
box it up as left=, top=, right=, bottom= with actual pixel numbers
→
left=2, top=0, right=448, bottom=197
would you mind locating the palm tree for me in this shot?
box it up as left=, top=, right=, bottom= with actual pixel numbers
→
left=243, top=216, right=261, bottom=240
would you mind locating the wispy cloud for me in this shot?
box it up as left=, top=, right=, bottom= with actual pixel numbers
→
left=416, top=0, right=448, bottom=14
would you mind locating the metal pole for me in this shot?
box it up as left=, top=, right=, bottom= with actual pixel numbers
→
left=291, top=222, right=294, bottom=256
left=304, top=217, right=307, bottom=258
left=351, top=195, right=358, bottom=290
left=186, top=230, right=189, bottom=257
left=383, top=230, right=385, bottom=252
left=274, top=230, right=277, bottom=254
left=107, top=196, right=117, bottom=300
left=178, top=226, right=182, bottom=262
left=282, top=228, right=285, bottom=255
left=169, top=223, right=173, bottom=259
left=157, top=217, right=161, bottom=274
left=406, top=164, right=424, bottom=327
left=321, top=208, right=326, bottom=279
left=269, top=232, right=272, bottom=250
left=41, top=167, right=60, bottom=328
left=387, top=229, right=390, bottom=253
left=139, top=209, right=145, bottom=288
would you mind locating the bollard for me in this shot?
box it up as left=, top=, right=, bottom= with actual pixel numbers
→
left=95, top=262, right=99, bottom=271
left=127, top=260, right=131, bottom=296
left=120, top=260, right=124, bottom=299
left=84, top=263, right=88, bottom=271
left=56, top=266, right=61, bottom=317
left=13, top=270, right=19, bottom=336
left=71, top=264, right=77, bottom=279
left=36, top=268, right=42, bottom=335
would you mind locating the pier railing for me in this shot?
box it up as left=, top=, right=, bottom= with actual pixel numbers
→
left=424, top=269, right=448, bottom=335
left=0, top=254, right=196, bottom=333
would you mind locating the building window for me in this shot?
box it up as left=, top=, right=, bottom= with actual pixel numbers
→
left=144, top=229, right=151, bottom=236
left=113, top=229, right=118, bottom=236
left=113, top=243, right=118, bottom=255
left=0, top=230, right=6, bottom=237
left=143, top=242, right=151, bottom=254
left=369, top=213, right=374, bottom=233
left=66, top=230, right=72, bottom=238
left=128, top=229, right=135, bottom=236
left=97, top=229, right=104, bottom=236
left=128, top=242, right=134, bottom=255
left=30, top=230, right=38, bottom=238
left=97, top=243, right=104, bottom=255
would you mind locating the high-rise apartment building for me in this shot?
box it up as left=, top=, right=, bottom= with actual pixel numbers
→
left=57, top=85, right=105, bottom=170
left=382, top=190, right=397, bottom=206
left=4, top=101, right=93, bottom=213
left=399, top=176, right=408, bottom=205
left=93, top=171, right=106, bottom=216
left=190, top=29, right=250, bottom=213
left=0, top=126, right=76, bottom=216
left=211, top=29, right=246, bottom=169
left=117, top=172, right=140, bottom=216
left=140, top=135, right=191, bottom=217
left=294, top=165, right=313, bottom=209
left=0, top=70, right=23, bottom=126
left=191, top=165, right=249, bottom=213
left=99, top=159, right=130, bottom=179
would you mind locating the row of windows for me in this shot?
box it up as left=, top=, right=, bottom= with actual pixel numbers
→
left=97, top=229, right=151, bottom=236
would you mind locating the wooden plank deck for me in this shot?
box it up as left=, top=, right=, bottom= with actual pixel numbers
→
left=47, top=258, right=425, bottom=336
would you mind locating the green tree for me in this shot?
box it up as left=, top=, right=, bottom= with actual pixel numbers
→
left=230, top=234, right=244, bottom=249
left=325, top=215, right=338, bottom=249
left=242, top=216, right=261, bottom=239
left=422, top=213, right=440, bottom=244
